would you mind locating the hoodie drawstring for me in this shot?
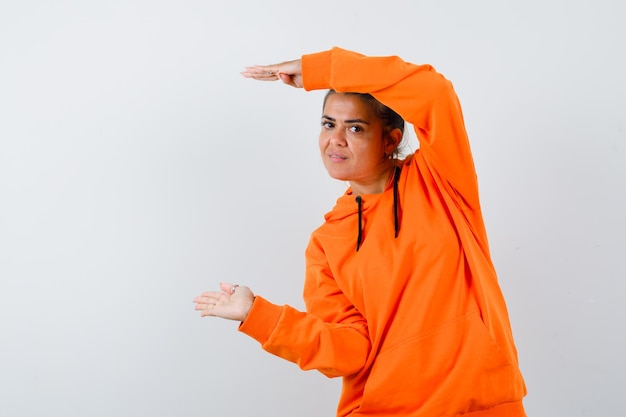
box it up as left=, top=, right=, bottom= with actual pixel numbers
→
left=355, top=165, right=402, bottom=252
left=355, top=195, right=363, bottom=252
left=393, top=165, right=401, bottom=238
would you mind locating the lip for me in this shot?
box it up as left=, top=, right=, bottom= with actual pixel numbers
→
left=327, top=153, right=348, bottom=162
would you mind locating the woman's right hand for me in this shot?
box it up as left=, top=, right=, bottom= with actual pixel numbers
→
left=241, top=59, right=303, bottom=88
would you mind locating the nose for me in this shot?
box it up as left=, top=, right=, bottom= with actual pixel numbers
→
left=329, top=130, right=346, bottom=146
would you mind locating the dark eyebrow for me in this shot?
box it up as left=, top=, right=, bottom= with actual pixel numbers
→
left=321, top=115, right=370, bottom=124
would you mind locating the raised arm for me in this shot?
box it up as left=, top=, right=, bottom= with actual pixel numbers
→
left=302, top=47, right=480, bottom=208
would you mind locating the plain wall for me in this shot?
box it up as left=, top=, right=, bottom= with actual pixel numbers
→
left=1, top=1, right=624, bottom=416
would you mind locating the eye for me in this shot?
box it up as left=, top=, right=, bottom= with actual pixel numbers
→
left=321, top=121, right=334, bottom=129
left=349, top=125, right=363, bottom=133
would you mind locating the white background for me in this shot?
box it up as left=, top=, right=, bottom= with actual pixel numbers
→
left=1, top=1, right=624, bottom=416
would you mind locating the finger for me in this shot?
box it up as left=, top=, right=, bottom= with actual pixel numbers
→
left=241, top=73, right=278, bottom=81
left=201, top=307, right=220, bottom=317
left=195, top=297, right=222, bottom=315
left=219, top=282, right=241, bottom=295
left=200, top=304, right=216, bottom=317
left=193, top=291, right=224, bottom=303
left=193, top=297, right=218, bottom=307
left=241, top=65, right=279, bottom=81
left=195, top=302, right=212, bottom=311
left=278, top=73, right=295, bottom=86
left=246, top=64, right=280, bottom=74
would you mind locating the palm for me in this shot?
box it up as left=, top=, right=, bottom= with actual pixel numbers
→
left=193, top=283, right=254, bottom=322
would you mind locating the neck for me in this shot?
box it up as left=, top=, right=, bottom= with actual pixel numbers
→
left=350, top=163, right=397, bottom=196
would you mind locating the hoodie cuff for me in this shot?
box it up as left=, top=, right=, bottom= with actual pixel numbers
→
left=302, top=49, right=333, bottom=91
left=238, top=296, right=283, bottom=344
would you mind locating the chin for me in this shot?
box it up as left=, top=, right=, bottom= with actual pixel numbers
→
left=326, top=170, right=350, bottom=182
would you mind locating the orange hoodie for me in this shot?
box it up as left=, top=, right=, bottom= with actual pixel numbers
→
left=239, top=47, right=527, bottom=416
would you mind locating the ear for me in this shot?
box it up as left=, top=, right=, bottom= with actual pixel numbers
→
left=384, top=128, right=403, bottom=155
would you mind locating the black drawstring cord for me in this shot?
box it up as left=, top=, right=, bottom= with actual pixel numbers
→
left=355, top=195, right=363, bottom=252
left=355, top=166, right=401, bottom=252
left=393, top=165, right=401, bottom=238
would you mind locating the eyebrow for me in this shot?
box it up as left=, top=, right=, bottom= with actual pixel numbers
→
left=321, top=115, right=370, bottom=124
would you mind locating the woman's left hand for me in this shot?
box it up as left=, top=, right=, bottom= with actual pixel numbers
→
left=241, top=59, right=303, bottom=88
left=193, top=282, right=255, bottom=322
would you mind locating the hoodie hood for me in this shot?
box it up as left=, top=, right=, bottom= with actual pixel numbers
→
left=324, top=165, right=403, bottom=252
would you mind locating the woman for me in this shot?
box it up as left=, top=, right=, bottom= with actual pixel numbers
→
left=193, top=47, right=527, bottom=416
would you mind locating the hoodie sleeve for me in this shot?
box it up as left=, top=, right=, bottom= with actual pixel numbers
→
left=302, top=47, right=480, bottom=210
left=238, top=238, right=370, bottom=378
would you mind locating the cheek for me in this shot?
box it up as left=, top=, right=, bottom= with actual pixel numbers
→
left=352, top=140, right=377, bottom=158
left=318, top=133, right=327, bottom=152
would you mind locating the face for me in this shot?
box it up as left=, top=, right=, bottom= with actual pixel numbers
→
left=319, top=93, right=395, bottom=193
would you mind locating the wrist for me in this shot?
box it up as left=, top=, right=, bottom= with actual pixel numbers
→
left=240, top=296, right=255, bottom=322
